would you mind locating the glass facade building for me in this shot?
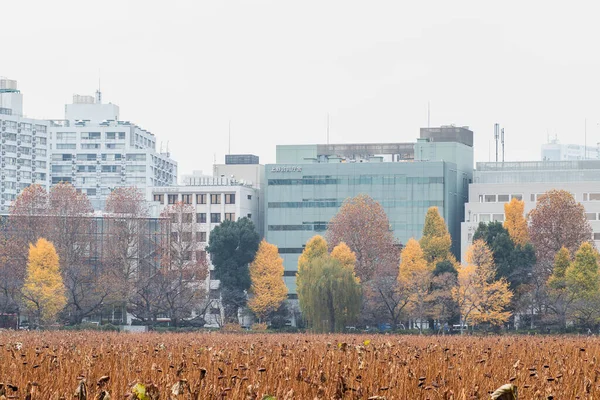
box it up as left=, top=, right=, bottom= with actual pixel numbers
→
left=266, top=134, right=473, bottom=295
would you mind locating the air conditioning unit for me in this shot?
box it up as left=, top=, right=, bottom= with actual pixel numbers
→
left=16, top=165, right=20, bottom=170
left=31, top=167, right=35, bottom=171
left=1, top=140, right=4, bottom=144
left=16, top=178, right=20, bottom=182
left=17, top=141, right=20, bottom=145
left=32, top=154, right=36, bottom=159
left=72, top=160, right=76, bottom=164
left=1, top=163, right=4, bottom=168
left=32, top=131, right=36, bottom=135
left=17, top=129, right=21, bottom=133
left=1, top=128, right=4, bottom=132
left=1, top=151, right=4, bottom=155
left=16, top=153, right=20, bottom=158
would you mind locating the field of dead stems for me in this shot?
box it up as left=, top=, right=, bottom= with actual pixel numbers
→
left=0, top=331, right=597, bottom=399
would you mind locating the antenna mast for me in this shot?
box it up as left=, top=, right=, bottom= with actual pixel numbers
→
left=494, top=123, right=499, bottom=162
left=501, top=128, right=505, bottom=163
left=585, top=118, right=587, bottom=160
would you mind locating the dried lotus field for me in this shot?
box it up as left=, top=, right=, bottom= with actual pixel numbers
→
left=0, top=332, right=599, bottom=399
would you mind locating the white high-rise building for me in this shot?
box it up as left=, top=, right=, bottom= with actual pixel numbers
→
left=49, top=91, right=177, bottom=209
left=0, top=78, right=50, bottom=212
left=541, top=139, right=600, bottom=161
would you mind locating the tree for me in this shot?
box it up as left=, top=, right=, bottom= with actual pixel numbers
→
left=206, top=217, right=260, bottom=322
left=529, top=190, right=592, bottom=272
left=298, top=235, right=329, bottom=275
left=428, top=260, right=459, bottom=329
left=248, top=239, right=288, bottom=322
left=21, top=238, right=66, bottom=326
left=9, top=184, right=49, bottom=245
left=330, top=242, right=358, bottom=273
left=547, top=247, right=572, bottom=328
left=452, top=240, right=512, bottom=331
left=103, top=187, right=151, bottom=318
left=46, top=183, right=113, bottom=325
left=564, top=242, right=600, bottom=328
left=326, top=194, right=399, bottom=282
left=504, top=198, right=529, bottom=247
left=420, top=206, right=455, bottom=266
left=0, top=229, right=27, bottom=317
left=296, top=253, right=361, bottom=332
left=398, top=238, right=431, bottom=332
left=151, top=202, right=209, bottom=327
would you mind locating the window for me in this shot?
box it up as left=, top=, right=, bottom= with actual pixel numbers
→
left=81, top=143, right=100, bottom=149
left=480, top=214, right=491, bottom=222
left=197, top=213, right=206, bottom=223
left=118, top=132, right=126, bottom=140
left=86, top=188, right=96, bottom=196
left=484, top=195, right=496, bottom=203
left=196, top=250, right=207, bottom=262
left=225, top=194, right=236, bottom=204
left=181, top=232, right=192, bottom=242
left=589, top=193, right=600, bottom=201
left=211, top=194, right=221, bottom=204
left=197, top=231, right=207, bottom=242
left=530, top=193, right=536, bottom=202
left=182, top=194, right=192, bottom=204
left=126, top=154, right=146, bottom=161
left=586, top=213, right=597, bottom=221
left=196, top=194, right=206, bottom=204
left=584, top=193, right=589, bottom=201
left=492, top=214, right=505, bottom=222
left=182, top=213, right=193, bottom=223
left=56, top=132, right=77, bottom=140
left=497, top=195, right=509, bottom=202
left=224, top=213, right=235, bottom=221
left=247, top=195, right=252, bottom=200
left=170, top=213, right=178, bottom=223
left=171, top=232, right=179, bottom=242
left=81, top=132, right=101, bottom=140
left=106, top=132, right=116, bottom=140
left=153, top=194, right=164, bottom=203
left=247, top=213, right=252, bottom=218
left=101, top=165, right=118, bottom=173
left=168, top=194, right=178, bottom=204
left=594, top=233, right=600, bottom=241
left=511, top=194, right=523, bottom=200
left=210, top=213, right=221, bottom=223
left=56, top=143, right=76, bottom=149
left=467, top=233, right=473, bottom=242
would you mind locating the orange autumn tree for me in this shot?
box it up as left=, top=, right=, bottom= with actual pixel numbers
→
left=453, top=239, right=512, bottom=332
left=21, top=238, right=66, bottom=326
left=398, top=238, right=431, bottom=333
left=419, top=206, right=456, bottom=267
left=330, top=242, right=357, bottom=273
left=248, top=240, right=288, bottom=322
left=327, top=194, right=399, bottom=282
left=503, top=198, right=529, bottom=247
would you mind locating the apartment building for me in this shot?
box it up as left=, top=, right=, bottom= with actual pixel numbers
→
left=0, top=78, right=50, bottom=212
left=48, top=92, right=177, bottom=209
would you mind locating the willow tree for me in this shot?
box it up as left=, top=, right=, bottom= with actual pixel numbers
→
left=297, top=236, right=361, bottom=332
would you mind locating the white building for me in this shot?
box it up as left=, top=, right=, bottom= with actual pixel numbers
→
left=0, top=78, right=50, bottom=212
left=541, top=139, right=600, bottom=161
left=48, top=91, right=177, bottom=209
left=150, top=177, right=260, bottom=325
left=461, top=160, right=600, bottom=262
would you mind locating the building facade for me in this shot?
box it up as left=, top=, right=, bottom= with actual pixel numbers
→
left=266, top=127, right=474, bottom=295
left=541, top=140, right=600, bottom=161
left=0, top=78, right=50, bottom=212
left=48, top=92, right=177, bottom=210
left=150, top=178, right=260, bottom=298
left=461, top=160, right=600, bottom=262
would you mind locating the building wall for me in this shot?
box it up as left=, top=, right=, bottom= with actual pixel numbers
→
left=265, top=161, right=465, bottom=294
left=150, top=183, right=259, bottom=297
left=0, top=116, right=50, bottom=212
left=460, top=161, right=600, bottom=262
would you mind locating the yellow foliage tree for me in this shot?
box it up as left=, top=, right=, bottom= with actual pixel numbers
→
left=21, top=238, right=66, bottom=325
left=248, top=240, right=288, bottom=322
left=398, top=238, right=431, bottom=332
left=420, top=206, right=456, bottom=267
left=452, top=239, right=512, bottom=331
left=297, top=235, right=328, bottom=275
left=504, top=198, right=529, bottom=246
left=331, top=242, right=357, bottom=273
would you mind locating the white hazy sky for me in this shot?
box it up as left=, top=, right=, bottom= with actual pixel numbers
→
left=3, top=1, right=600, bottom=176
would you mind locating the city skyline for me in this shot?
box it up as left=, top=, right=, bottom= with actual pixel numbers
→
left=4, top=1, right=600, bottom=177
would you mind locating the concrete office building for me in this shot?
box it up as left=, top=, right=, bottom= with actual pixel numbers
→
left=541, top=139, right=600, bottom=161
left=266, top=126, right=474, bottom=295
left=213, top=154, right=265, bottom=236
left=0, top=78, right=50, bottom=212
left=150, top=176, right=260, bottom=324
left=461, top=160, right=600, bottom=262
left=48, top=91, right=177, bottom=209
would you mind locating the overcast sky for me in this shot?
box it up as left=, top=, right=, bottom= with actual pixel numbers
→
left=3, top=1, right=600, bottom=176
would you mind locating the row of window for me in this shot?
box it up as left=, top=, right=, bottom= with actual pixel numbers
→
left=52, top=153, right=146, bottom=162
left=268, top=222, right=328, bottom=231
left=172, top=231, right=208, bottom=242
left=473, top=213, right=505, bottom=223
left=55, top=132, right=126, bottom=141
left=267, top=199, right=444, bottom=209
left=267, top=176, right=445, bottom=186
left=155, top=193, right=244, bottom=205
left=478, top=194, right=523, bottom=203
left=1, top=132, right=46, bottom=144
left=0, top=122, right=47, bottom=132
left=170, top=212, right=244, bottom=224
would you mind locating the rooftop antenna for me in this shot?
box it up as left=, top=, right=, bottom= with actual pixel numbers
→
left=501, top=128, right=505, bottom=163
left=494, top=123, right=500, bottom=162
left=96, top=70, right=102, bottom=104
left=228, top=120, right=231, bottom=155
left=166, top=141, right=169, bottom=156
left=327, top=113, right=330, bottom=145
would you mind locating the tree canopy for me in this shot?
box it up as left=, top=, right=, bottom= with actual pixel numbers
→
left=248, top=240, right=288, bottom=321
